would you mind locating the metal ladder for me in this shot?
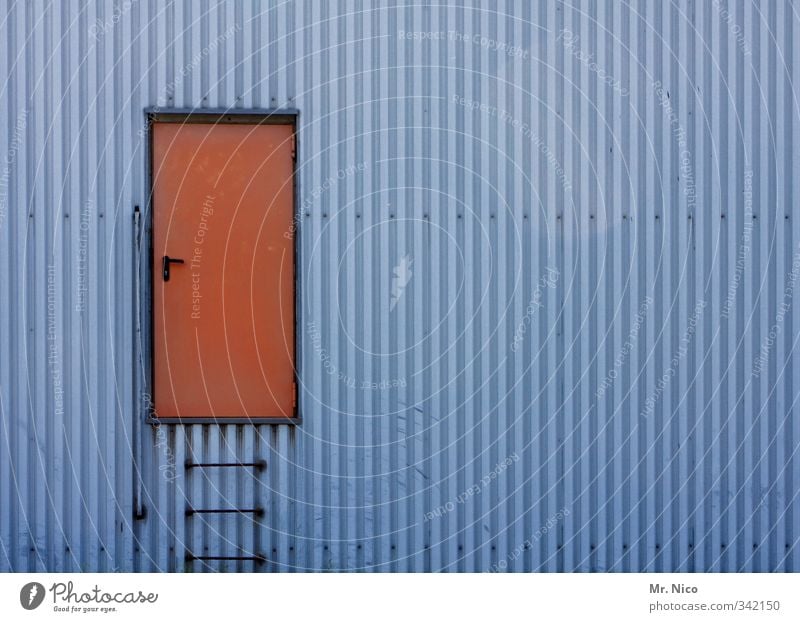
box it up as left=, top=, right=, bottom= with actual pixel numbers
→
left=183, top=458, right=268, bottom=570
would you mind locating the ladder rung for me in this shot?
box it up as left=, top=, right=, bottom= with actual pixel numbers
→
left=186, top=554, right=266, bottom=564
left=186, top=507, right=264, bottom=517
left=185, top=460, right=267, bottom=471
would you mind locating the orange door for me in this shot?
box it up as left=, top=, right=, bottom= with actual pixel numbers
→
left=152, top=122, right=295, bottom=420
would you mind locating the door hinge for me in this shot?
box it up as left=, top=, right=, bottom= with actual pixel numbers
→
left=290, top=133, right=297, bottom=161
left=292, top=382, right=297, bottom=409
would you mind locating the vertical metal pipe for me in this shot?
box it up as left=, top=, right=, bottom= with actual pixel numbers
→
left=133, top=205, right=143, bottom=518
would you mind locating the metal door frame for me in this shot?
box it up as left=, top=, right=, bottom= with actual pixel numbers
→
left=137, top=109, right=301, bottom=426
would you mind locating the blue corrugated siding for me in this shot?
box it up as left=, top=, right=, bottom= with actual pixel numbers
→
left=1, top=0, right=799, bottom=572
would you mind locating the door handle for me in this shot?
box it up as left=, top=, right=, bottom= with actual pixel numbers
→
left=162, top=255, right=185, bottom=281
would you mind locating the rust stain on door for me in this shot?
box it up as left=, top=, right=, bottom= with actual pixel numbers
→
left=152, top=123, right=295, bottom=419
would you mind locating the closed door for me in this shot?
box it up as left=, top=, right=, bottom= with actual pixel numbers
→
left=152, top=122, right=296, bottom=420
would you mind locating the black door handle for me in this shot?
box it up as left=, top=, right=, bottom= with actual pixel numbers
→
left=162, top=255, right=185, bottom=281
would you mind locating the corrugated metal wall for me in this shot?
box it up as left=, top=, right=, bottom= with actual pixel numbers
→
left=1, top=0, right=799, bottom=572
